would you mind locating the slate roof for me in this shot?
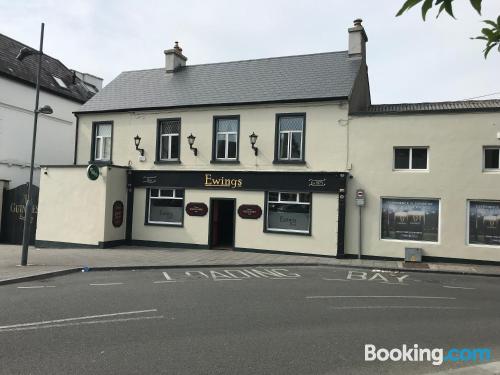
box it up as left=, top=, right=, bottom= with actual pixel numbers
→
left=77, top=51, right=362, bottom=113
left=357, top=100, right=500, bottom=115
left=0, top=32, right=96, bottom=103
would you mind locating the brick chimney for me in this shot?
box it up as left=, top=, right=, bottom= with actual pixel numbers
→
left=348, top=19, right=368, bottom=58
left=164, top=41, right=187, bottom=73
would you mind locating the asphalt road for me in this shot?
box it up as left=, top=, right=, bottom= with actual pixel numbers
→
left=0, top=266, right=499, bottom=375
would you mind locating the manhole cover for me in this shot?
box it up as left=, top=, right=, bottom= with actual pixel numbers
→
left=403, top=262, right=430, bottom=269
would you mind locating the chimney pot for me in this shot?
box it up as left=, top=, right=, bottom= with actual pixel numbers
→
left=353, top=18, right=363, bottom=27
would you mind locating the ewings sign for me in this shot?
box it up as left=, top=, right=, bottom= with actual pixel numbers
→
left=132, top=170, right=347, bottom=193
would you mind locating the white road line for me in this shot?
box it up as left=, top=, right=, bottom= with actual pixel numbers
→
left=328, top=306, right=476, bottom=310
left=380, top=282, right=408, bottom=285
left=322, top=278, right=349, bottom=281
left=0, top=309, right=158, bottom=330
left=153, top=280, right=179, bottom=284
left=268, top=277, right=297, bottom=280
left=442, top=285, right=476, bottom=290
left=306, top=295, right=456, bottom=300
left=89, top=283, right=124, bottom=286
left=213, top=278, right=243, bottom=281
left=0, top=315, right=164, bottom=333
left=17, top=286, right=47, bottom=289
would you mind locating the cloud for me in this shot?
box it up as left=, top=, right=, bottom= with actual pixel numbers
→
left=1, top=0, right=499, bottom=103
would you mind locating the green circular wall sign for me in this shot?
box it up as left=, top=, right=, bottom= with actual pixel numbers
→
left=87, top=164, right=100, bottom=181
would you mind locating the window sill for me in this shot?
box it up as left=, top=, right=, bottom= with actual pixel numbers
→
left=272, top=160, right=306, bottom=165
left=154, top=160, right=181, bottom=165
left=210, top=160, right=240, bottom=164
left=482, top=169, right=500, bottom=173
left=88, top=160, right=112, bottom=166
left=144, top=222, right=184, bottom=228
left=392, top=169, right=429, bottom=173
left=264, top=228, right=311, bottom=236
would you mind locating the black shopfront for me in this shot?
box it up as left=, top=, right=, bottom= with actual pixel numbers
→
left=126, top=170, right=348, bottom=255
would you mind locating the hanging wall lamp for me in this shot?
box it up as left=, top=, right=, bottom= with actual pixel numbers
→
left=187, top=133, right=198, bottom=156
left=249, top=132, right=258, bottom=156
left=134, top=134, right=144, bottom=156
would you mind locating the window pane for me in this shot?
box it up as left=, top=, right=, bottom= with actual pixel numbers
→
left=149, top=198, right=183, bottom=224
left=268, top=192, right=279, bottom=201
left=299, top=193, right=311, bottom=203
left=216, top=134, right=226, bottom=159
left=268, top=203, right=310, bottom=232
left=280, top=193, right=297, bottom=202
left=217, top=118, right=238, bottom=132
left=394, top=148, right=410, bottom=169
left=411, top=148, right=427, bottom=169
left=227, top=133, right=237, bottom=158
left=170, top=135, right=179, bottom=159
left=279, top=116, right=303, bottom=131
left=160, top=189, right=174, bottom=197
left=103, top=137, right=111, bottom=160
left=161, top=119, right=180, bottom=134
left=97, top=124, right=111, bottom=137
left=150, top=189, right=159, bottom=197
left=161, top=136, right=170, bottom=159
left=291, top=132, right=302, bottom=159
left=175, top=189, right=184, bottom=198
left=485, top=149, right=499, bottom=169
left=279, top=133, right=289, bottom=159
left=95, top=137, right=101, bottom=159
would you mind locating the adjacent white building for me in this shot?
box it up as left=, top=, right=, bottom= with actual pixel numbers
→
left=0, top=32, right=100, bottom=242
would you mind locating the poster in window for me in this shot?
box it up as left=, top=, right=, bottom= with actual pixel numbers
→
left=381, top=198, right=439, bottom=242
left=469, top=200, right=500, bottom=246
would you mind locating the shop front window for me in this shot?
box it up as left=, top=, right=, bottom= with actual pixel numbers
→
left=266, top=191, right=311, bottom=234
left=147, top=188, right=184, bottom=226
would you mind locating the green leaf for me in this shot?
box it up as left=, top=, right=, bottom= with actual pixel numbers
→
left=469, top=0, right=482, bottom=15
left=484, top=43, right=495, bottom=58
left=421, top=0, right=433, bottom=20
left=474, top=36, right=488, bottom=40
left=396, top=0, right=424, bottom=16
left=443, top=0, right=455, bottom=18
left=483, top=20, right=497, bottom=28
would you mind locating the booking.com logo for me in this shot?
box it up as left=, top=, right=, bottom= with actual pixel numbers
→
left=365, top=344, right=492, bottom=366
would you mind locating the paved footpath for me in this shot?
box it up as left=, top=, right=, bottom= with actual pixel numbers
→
left=0, top=244, right=499, bottom=284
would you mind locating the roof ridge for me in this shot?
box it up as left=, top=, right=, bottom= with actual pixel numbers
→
left=121, top=50, right=349, bottom=74
left=371, top=99, right=500, bottom=106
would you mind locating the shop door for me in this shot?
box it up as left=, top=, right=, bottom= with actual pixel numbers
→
left=209, top=198, right=235, bottom=249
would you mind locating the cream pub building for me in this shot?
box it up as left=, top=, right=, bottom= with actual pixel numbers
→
left=36, top=20, right=500, bottom=264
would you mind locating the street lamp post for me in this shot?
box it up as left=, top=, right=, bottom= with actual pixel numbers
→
left=17, top=23, right=53, bottom=266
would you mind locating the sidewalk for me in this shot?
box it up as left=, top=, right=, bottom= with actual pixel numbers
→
left=1, top=244, right=499, bottom=284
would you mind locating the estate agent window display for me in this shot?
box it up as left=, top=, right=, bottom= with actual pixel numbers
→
left=381, top=198, right=439, bottom=242
left=468, top=200, right=500, bottom=246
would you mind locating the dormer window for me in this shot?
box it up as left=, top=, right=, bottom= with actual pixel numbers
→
left=53, top=76, right=68, bottom=88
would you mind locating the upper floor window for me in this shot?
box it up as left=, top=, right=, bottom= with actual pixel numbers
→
left=394, top=147, right=428, bottom=170
left=92, top=122, right=112, bottom=162
left=157, top=118, right=181, bottom=162
left=213, top=116, right=239, bottom=161
left=484, top=147, right=500, bottom=171
left=275, top=114, right=305, bottom=163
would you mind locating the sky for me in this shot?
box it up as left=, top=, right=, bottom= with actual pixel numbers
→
left=1, top=0, right=499, bottom=104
